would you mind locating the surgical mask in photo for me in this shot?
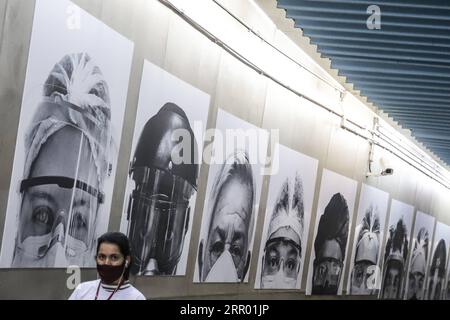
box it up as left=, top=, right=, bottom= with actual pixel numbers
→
left=205, top=249, right=239, bottom=282
left=261, top=267, right=298, bottom=289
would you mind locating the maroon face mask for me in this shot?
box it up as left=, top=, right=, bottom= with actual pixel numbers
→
left=97, top=263, right=126, bottom=284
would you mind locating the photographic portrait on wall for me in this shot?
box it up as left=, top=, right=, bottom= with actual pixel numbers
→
left=379, top=199, right=414, bottom=300
left=194, top=109, right=269, bottom=283
left=347, top=184, right=389, bottom=296
left=403, top=211, right=435, bottom=300
left=254, top=144, right=318, bottom=290
left=0, top=0, right=134, bottom=268
left=425, top=222, right=450, bottom=300
left=305, top=169, right=358, bottom=295
left=119, top=61, right=210, bottom=276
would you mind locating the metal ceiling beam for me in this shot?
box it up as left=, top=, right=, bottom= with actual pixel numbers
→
left=388, top=114, right=450, bottom=121
left=310, top=39, right=450, bottom=55
left=413, top=128, right=450, bottom=135
left=397, top=121, right=450, bottom=129
left=294, top=20, right=450, bottom=39
left=418, top=141, right=450, bottom=148
left=331, top=57, right=450, bottom=74
left=420, top=138, right=450, bottom=144
left=424, top=146, right=450, bottom=151
left=302, top=30, right=450, bottom=48
left=395, top=112, right=450, bottom=120
left=295, top=0, right=450, bottom=10
left=345, top=80, right=450, bottom=92
left=364, top=94, right=450, bottom=104
left=319, top=49, right=450, bottom=65
left=419, top=142, right=450, bottom=149
left=287, top=11, right=450, bottom=30
left=343, top=72, right=450, bottom=85
left=354, top=86, right=450, bottom=98
left=413, top=132, right=450, bottom=140
left=376, top=104, right=449, bottom=114
left=371, top=100, right=450, bottom=108
left=333, top=63, right=450, bottom=78
left=277, top=1, right=450, bottom=20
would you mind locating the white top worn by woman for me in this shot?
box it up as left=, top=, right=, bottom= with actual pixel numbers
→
left=69, top=280, right=146, bottom=300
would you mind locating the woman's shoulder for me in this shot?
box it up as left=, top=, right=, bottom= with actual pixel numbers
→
left=69, top=279, right=100, bottom=300
left=127, top=284, right=146, bottom=300
left=76, top=279, right=101, bottom=291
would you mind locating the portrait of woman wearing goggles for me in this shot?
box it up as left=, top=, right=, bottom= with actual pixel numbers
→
left=11, top=53, right=112, bottom=268
left=260, top=174, right=304, bottom=289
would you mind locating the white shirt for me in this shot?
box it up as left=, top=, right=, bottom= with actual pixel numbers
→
left=69, top=280, right=146, bottom=300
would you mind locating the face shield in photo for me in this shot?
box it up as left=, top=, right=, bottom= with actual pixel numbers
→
left=350, top=208, right=380, bottom=295
left=407, top=228, right=429, bottom=300
left=380, top=219, right=409, bottom=300
left=312, top=193, right=349, bottom=295
left=381, top=258, right=404, bottom=299
left=13, top=123, right=104, bottom=267
left=127, top=167, right=194, bottom=275
left=126, top=103, right=199, bottom=276
left=312, top=241, right=344, bottom=295
left=427, top=239, right=447, bottom=300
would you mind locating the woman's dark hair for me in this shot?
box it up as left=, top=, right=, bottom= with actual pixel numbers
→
left=96, top=232, right=131, bottom=279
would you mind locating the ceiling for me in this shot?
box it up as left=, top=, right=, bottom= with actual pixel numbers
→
left=276, top=0, right=450, bottom=166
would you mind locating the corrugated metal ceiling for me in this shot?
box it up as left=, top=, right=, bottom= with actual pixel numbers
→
left=276, top=0, right=450, bottom=166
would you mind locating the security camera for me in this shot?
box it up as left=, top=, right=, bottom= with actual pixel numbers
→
left=366, top=168, right=394, bottom=178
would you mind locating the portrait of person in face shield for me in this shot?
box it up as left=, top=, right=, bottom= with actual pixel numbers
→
left=349, top=206, right=380, bottom=295
left=312, top=193, right=349, bottom=295
left=445, top=271, right=450, bottom=300
left=12, top=53, right=111, bottom=268
left=427, top=239, right=447, bottom=300
left=261, top=174, right=304, bottom=289
left=406, top=228, right=429, bottom=300
left=69, top=232, right=145, bottom=300
left=380, top=218, right=409, bottom=300
left=126, top=103, right=199, bottom=276
left=197, top=151, right=255, bottom=282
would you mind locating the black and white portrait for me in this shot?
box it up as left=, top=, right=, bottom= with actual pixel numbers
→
left=379, top=200, right=414, bottom=300
left=306, top=169, right=357, bottom=295
left=194, top=110, right=268, bottom=283
left=347, top=184, right=389, bottom=295
left=404, top=211, right=435, bottom=300
left=119, top=61, right=210, bottom=276
left=0, top=0, right=134, bottom=268
left=254, top=144, right=318, bottom=290
left=425, top=222, right=450, bottom=300
left=445, top=258, right=450, bottom=300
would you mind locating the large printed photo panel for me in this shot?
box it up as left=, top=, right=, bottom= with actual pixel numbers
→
left=404, top=211, right=435, bottom=300
left=425, top=222, right=450, bottom=300
left=194, top=109, right=269, bottom=283
left=119, top=61, right=210, bottom=276
left=378, top=199, right=414, bottom=300
left=306, top=169, right=358, bottom=295
left=346, top=184, right=389, bottom=296
left=0, top=0, right=134, bottom=268
left=254, top=144, right=318, bottom=290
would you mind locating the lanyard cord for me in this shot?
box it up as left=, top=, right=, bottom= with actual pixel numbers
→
left=95, top=277, right=124, bottom=300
